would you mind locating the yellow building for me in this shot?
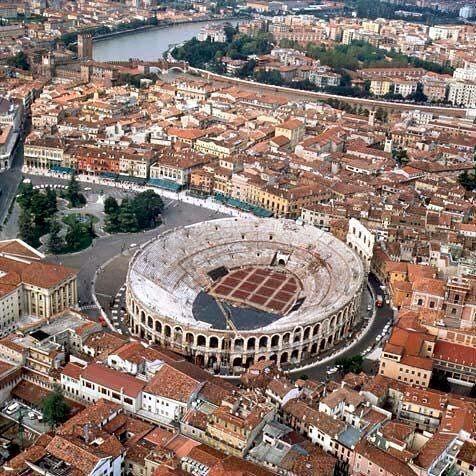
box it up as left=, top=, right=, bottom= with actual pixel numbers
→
left=370, top=78, right=393, bottom=97
left=274, top=118, right=305, bottom=148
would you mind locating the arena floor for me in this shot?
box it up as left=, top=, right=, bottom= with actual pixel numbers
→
left=209, top=266, right=301, bottom=315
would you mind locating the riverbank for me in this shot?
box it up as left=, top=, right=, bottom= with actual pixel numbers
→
left=92, top=16, right=243, bottom=43
left=93, top=17, right=242, bottom=62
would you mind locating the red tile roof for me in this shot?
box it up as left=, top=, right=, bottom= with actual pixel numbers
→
left=433, top=340, right=476, bottom=367
left=82, top=363, right=145, bottom=398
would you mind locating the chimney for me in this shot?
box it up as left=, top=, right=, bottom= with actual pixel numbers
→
left=83, top=424, right=90, bottom=444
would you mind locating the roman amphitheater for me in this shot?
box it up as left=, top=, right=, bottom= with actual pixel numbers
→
left=126, top=217, right=366, bottom=375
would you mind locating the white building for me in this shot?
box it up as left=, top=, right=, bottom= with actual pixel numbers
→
left=448, top=80, right=476, bottom=108
left=140, top=362, right=200, bottom=425
left=61, top=362, right=145, bottom=413
left=347, top=218, right=375, bottom=273
left=0, top=239, right=78, bottom=336
left=0, top=97, right=22, bottom=171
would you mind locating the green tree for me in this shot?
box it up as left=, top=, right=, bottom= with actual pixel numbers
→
left=18, top=210, right=38, bottom=247
left=105, top=212, right=120, bottom=233
left=118, top=199, right=139, bottom=232
left=41, top=385, right=70, bottom=428
left=393, top=148, right=409, bottom=166
left=237, top=59, right=257, bottom=78
left=458, top=168, right=476, bottom=191
left=131, top=190, right=164, bottom=230
left=66, top=172, right=86, bottom=208
left=254, top=69, right=284, bottom=86
left=6, top=51, right=30, bottom=70
left=64, top=220, right=83, bottom=251
left=17, top=182, right=34, bottom=209
left=48, top=220, right=64, bottom=254
left=45, top=187, right=58, bottom=216
left=335, top=355, right=364, bottom=374
left=104, top=196, right=119, bottom=215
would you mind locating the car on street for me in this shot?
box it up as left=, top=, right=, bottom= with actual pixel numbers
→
left=5, top=402, right=19, bottom=415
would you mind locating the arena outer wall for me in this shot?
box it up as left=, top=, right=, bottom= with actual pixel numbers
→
left=126, top=218, right=366, bottom=375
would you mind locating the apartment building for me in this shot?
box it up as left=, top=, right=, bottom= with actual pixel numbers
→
left=448, top=80, right=476, bottom=107
left=378, top=315, right=435, bottom=387
left=24, top=136, right=64, bottom=169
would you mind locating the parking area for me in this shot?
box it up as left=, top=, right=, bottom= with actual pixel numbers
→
left=1, top=400, right=49, bottom=435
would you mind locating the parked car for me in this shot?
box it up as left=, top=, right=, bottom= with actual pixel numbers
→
left=5, top=402, right=19, bottom=415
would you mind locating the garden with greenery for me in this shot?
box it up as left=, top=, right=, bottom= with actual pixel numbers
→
left=104, top=190, right=164, bottom=233
left=17, top=174, right=91, bottom=253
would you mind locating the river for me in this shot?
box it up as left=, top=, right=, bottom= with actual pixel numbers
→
left=93, top=19, right=239, bottom=62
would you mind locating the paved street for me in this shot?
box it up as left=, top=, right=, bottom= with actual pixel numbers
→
left=0, top=141, right=24, bottom=227
left=302, top=274, right=395, bottom=380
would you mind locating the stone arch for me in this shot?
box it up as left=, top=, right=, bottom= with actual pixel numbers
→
left=164, top=325, right=171, bottom=338
left=282, top=332, right=291, bottom=345
left=245, top=356, right=254, bottom=367
left=280, top=352, right=288, bottom=364
left=327, top=334, right=333, bottom=347
left=174, top=327, right=183, bottom=343
left=147, top=316, right=153, bottom=328
left=195, top=354, right=204, bottom=366
left=155, top=320, right=162, bottom=333
left=293, top=327, right=303, bottom=343
left=259, top=336, right=268, bottom=350
left=197, top=334, right=206, bottom=347
left=258, top=355, right=266, bottom=362
left=234, top=337, right=244, bottom=351
left=271, top=335, right=280, bottom=348
left=313, top=323, right=320, bottom=337
left=311, top=342, right=318, bottom=355
left=246, top=337, right=256, bottom=351
left=303, top=327, right=311, bottom=341
left=140, top=310, right=145, bottom=323
left=185, top=332, right=194, bottom=345
left=167, top=66, right=186, bottom=74
left=233, top=357, right=243, bottom=368
left=270, top=354, right=278, bottom=363
left=330, top=315, right=337, bottom=330
left=208, top=355, right=218, bottom=369
left=209, top=336, right=219, bottom=349
left=291, top=349, right=299, bottom=362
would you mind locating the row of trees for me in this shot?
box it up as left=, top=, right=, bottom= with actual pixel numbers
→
left=306, top=40, right=453, bottom=75
left=104, top=190, right=164, bottom=233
